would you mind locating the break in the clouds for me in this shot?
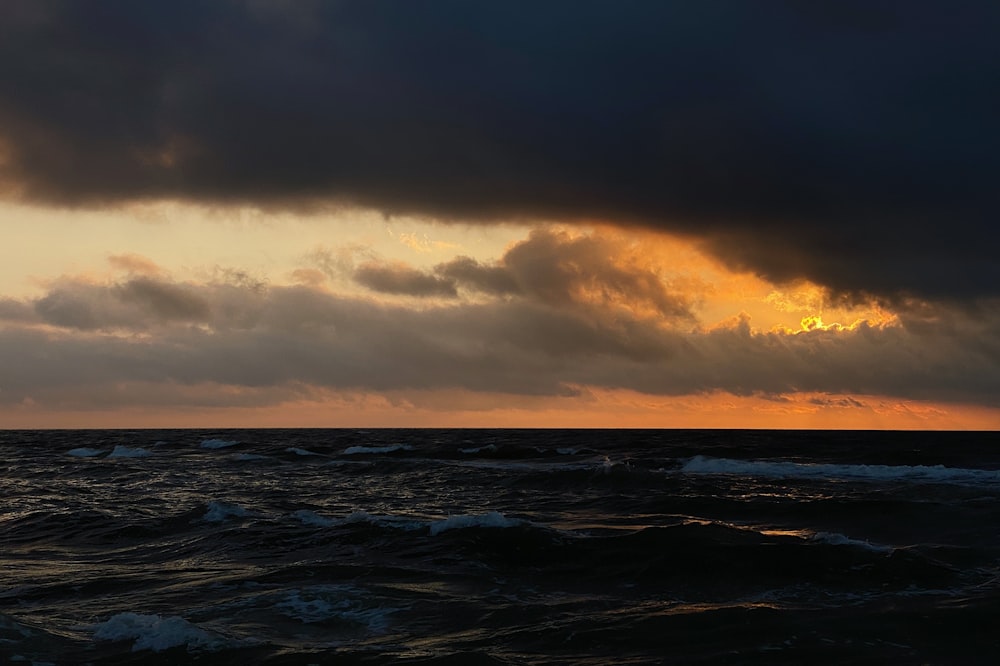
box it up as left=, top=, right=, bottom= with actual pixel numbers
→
left=2, top=1, right=999, bottom=302
left=2, top=233, right=1000, bottom=412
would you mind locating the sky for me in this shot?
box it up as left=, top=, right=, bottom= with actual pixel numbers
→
left=1, top=1, right=999, bottom=429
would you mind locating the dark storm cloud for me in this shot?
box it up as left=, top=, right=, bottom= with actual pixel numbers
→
left=1, top=1, right=999, bottom=300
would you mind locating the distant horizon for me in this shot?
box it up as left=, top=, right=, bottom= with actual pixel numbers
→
left=4, top=425, right=998, bottom=434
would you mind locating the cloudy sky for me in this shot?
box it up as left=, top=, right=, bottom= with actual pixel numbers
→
left=1, top=0, right=998, bottom=429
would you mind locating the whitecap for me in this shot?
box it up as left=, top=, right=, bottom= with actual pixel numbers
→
left=202, top=501, right=250, bottom=523
left=67, top=447, right=105, bottom=457
left=429, top=511, right=522, bottom=536
left=93, top=612, right=227, bottom=652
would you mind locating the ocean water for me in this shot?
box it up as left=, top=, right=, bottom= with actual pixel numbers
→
left=2, top=429, right=999, bottom=665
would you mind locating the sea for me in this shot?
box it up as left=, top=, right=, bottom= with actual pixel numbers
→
left=2, top=429, right=1000, bottom=665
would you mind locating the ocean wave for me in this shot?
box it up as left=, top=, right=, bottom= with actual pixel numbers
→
left=342, top=510, right=425, bottom=531
left=342, top=444, right=413, bottom=455
left=811, top=531, right=894, bottom=553
left=107, top=445, right=151, bottom=458
left=291, top=509, right=337, bottom=527
left=67, top=447, right=105, bottom=457
left=200, top=438, right=239, bottom=449
left=201, top=501, right=251, bottom=523
left=459, top=444, right=499, bottom=454
left=286, top=446, right=321, bottom=456
left=93, top=612, right=232, bottom=652
left=275, top=588, right=395, bottom=631
left=429, top=511, right=523, bottom=536
left=231, top=452, right=270, bottom=461
left=8, top=428, right=1000, bottom=665
left=681, top=455, right=1000, bottom=485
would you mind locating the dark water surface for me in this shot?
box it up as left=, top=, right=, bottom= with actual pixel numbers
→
left=2, top=429, right=1000, bottom=664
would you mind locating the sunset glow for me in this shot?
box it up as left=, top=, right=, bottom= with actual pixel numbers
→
left=1, top=2, right=997, bottom=430
left=1, top=202, right=996, bottom=429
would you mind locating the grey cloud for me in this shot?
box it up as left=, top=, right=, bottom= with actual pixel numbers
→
left=2, top=275, right=999, bottom=410
left=35, top=284, right=121, bottom=330
left=354, top=263, right=457, bottom=298
left=29, top=276, right=259, bottom=331
left=0, top=1, right=998, bottom=302
left=372, top=228, right=697, bottom=320
left=117, top=277, right=210, bottom=321
left=494, top=229, right=694, bottom=319
left=435, top=257, right=520, bottom=296
left=0, top=297, right=39, bottom=324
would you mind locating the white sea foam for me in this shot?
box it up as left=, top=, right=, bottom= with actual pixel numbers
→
left=67, top=447, right=105, bottom=457
left=202, top=501, right=250, bottom=523
left=292, top=509, right=337, bottom=527
left=811, top=531, right=893, bottom=553
left=107, top=445, right=151, bottom=458
left=556, top=447, right=580, bottom=455
left=681, top=455, right=1000, bottom=485
left=200, top=438, right=238, bottom=449
left=93, top=612, right=226, bottom=652
left=342, top=444, right=412, bottom=455
left=429, top=511, right=522, bottom=536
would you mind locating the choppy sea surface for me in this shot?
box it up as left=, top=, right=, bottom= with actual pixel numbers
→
left=3, top=429, right=1000, bottom=665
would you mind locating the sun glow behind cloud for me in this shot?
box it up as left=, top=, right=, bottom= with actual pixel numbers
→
left=1, top=200, right=997, bottom=429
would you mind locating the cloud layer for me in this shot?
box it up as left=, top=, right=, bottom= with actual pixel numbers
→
left=2, top=1, right=999, bottom=302
left=3, top=235, right=999, bottom=413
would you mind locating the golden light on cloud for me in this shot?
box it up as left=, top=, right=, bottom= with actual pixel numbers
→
left=573, top=225, right=900, bottom=338
left=390, top=229, right=461, bottom=254
left=0, top=201, right=995, bottom=430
